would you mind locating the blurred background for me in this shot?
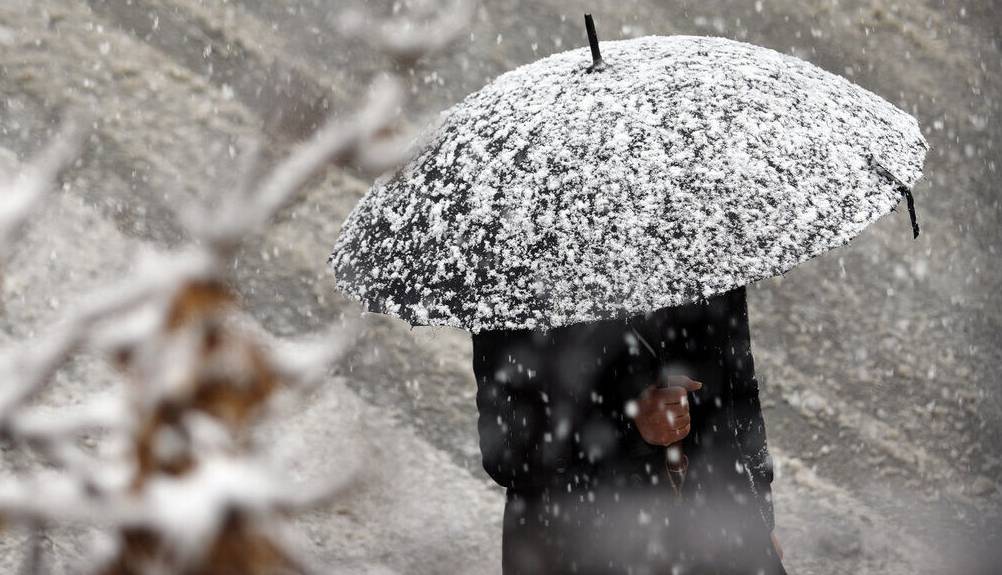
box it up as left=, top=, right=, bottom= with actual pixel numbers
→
left=0, top=0, right=998, bottom=573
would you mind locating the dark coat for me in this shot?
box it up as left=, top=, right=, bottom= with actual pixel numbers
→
left=472, top=287, right=784, bottom=574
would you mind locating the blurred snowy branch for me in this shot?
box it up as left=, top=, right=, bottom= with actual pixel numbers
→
left=197, top=77, right=406, bottom=255
left=339, top=0, right=477, bottom=64
left=0, top=1, right=469, bottom=573
left=0, top=118, right=84, bottom=260
left=0, top=139, right=331, bottom=573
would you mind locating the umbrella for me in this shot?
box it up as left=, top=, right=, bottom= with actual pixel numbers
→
left=328, top=15, right=927, bottom=332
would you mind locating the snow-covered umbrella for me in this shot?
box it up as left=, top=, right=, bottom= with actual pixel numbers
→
left=328, top=15, right=927, bottom=332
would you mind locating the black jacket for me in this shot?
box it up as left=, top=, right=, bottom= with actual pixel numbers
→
left=472, top=287, right=782, bottom=574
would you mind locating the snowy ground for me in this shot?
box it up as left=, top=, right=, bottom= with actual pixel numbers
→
left=1, top=0, right=999, bottom=573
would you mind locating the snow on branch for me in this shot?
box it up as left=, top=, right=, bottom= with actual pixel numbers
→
left=0, top=1, right=470, bottom=572
left=0, top=118, right=84, bottom=260
left=339, top=0, right=478, bottom=64
left=200, top=77, right=406, bottom=255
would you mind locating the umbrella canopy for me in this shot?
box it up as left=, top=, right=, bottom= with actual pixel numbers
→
left=328, top=34, right=927, bottom=332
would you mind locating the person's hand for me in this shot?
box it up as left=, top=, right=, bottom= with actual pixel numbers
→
left=632, top=375, right=702, bottom=446
left=771, top=532, right=784, bottom=560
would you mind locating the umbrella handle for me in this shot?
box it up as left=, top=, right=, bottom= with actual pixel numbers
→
left=656, top=374, right=691, bottom=495
left=666, top=443, right=688, bottom=496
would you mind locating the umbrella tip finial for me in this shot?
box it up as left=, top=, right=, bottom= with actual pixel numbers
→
left=584, top=13, right=606, bottom=72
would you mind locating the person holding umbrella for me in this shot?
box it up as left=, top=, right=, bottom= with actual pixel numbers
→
left=329, top=14, right=926, bottom=575
left=472, top=286, right=782, bottom=573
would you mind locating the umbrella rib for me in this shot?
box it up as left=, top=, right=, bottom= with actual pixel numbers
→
left=630, top=327, right=658, bottom=359
left=901, top=186, right=920, bottom=239
left=869, top=153, right=920, bottom=239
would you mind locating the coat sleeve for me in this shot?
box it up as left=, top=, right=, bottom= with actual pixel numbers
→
left=724, top=288, right=777, bottom=532
left=472, top=329, right=569, bottom=492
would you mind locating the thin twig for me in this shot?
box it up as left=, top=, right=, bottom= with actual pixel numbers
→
left=0, top=118, right=85, bottom=258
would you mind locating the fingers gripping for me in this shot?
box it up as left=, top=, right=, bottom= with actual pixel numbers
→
left=635, top=379, right=703, bottom=446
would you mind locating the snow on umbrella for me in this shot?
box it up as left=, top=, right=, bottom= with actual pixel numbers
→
left=328, top=16, right=927, bottom=333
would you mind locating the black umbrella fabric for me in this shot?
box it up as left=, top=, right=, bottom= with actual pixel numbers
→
left=328, top=35, right=927, bottom=332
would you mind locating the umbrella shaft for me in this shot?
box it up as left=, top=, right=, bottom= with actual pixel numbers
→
left=584, top=14, right=603, bottom=67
